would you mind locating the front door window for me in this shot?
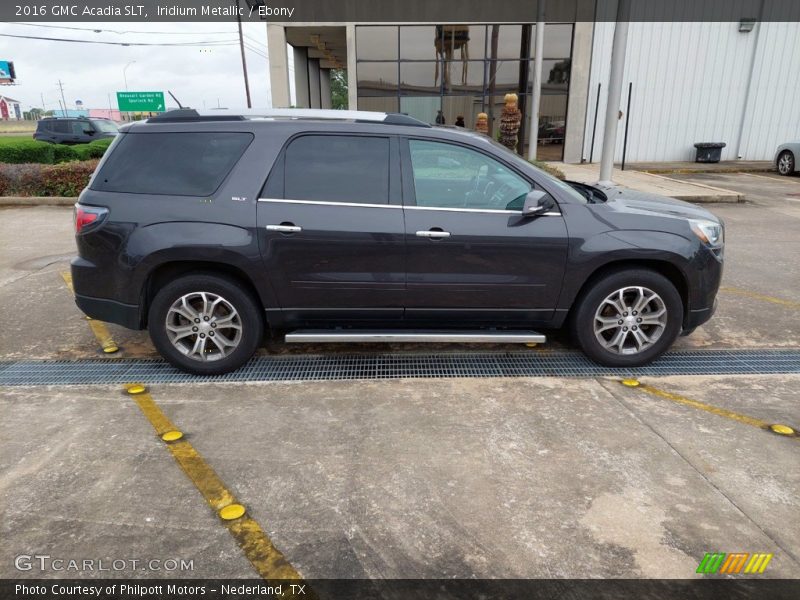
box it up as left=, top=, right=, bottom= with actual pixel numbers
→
left=408, top=139, right=531, bottom=211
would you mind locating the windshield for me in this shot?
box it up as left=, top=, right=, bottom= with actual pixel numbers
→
left=91, top=120, right=119, bottom=133
left=482, top=136, right=588, bottom=204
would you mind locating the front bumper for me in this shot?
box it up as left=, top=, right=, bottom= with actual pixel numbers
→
left=685, top=296, right=718, bottom=330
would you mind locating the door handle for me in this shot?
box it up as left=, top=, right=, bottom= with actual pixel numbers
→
left=416, top=229, right=450, bottom=239
left=266, top=224, right=302, bottom=233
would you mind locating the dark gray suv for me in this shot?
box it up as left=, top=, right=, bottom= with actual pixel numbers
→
left=34, top=117, right=118, bottom=145
left=70, top=108, right=723, bottom=375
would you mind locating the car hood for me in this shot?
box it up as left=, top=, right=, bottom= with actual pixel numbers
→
left=592, top=184, right=721, bottom=223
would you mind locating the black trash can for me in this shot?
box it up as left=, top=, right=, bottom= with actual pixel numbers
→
left=694, top=142, right=726, bottom=163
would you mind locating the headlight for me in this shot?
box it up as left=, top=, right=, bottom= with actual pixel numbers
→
left=689, top=219, right=724, bottom=247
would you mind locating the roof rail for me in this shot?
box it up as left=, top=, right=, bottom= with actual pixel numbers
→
left=147, top=108, right=430, bottom=127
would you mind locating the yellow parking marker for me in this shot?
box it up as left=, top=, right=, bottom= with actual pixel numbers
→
left=720, top=286, right=800, bottom=309
left=125, top=385, right=313, bottom=594
left=619, top=379, right=797, bottom=438
left=60, top=271, right=120, bottom=354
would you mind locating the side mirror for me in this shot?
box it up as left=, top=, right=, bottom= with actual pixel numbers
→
left=522, top=190, right=555, bottom=217
left=83, top=129, right=95, bottom=135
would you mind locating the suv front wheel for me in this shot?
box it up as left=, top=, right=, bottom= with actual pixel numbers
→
left=148, top=273, right=264, bottom=375
left=570, top=269, right=683, bottom=367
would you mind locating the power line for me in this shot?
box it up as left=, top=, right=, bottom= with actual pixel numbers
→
left=0, top=33, right=239, bottom=47
left=243, top=44, right=268, bottom=59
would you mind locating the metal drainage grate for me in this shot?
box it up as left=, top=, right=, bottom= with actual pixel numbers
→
left=0, top=349, right=798, bottom=386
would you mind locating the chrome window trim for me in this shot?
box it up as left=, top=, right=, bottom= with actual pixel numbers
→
left=259, top=198, right=398, bottom=209
left=257, top=198, right=561, bottom=216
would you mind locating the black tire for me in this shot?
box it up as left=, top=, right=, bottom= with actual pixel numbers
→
left=777, top=150, right=795, bottom=176
left=148, top=273, right=264, bottom=375
left=570, top=269, right=683, bottom=368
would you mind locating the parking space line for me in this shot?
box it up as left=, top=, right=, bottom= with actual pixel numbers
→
left=125, top=384, right=313, bottom=594
left=720, top=286, right=800, bottom=309
left=60, top=271, right=120, bottom=354
left=619, top=379, right=797, bottom=438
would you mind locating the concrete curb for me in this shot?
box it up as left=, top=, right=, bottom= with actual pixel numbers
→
left=643, top=173, right=745, bottom=203
left=0, top=196, right=75, bottom=207
left=639, top=167, right=775, bottom=175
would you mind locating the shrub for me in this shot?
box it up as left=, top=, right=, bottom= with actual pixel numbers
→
left=52, top=144, right=78, bottom=163
left=73, top=138, right=113, bottom=161
left=0, top=163, right=44, bottom=195
left=10, top=160, right=99, bottom=197
left=530, top=159, right=566, bottom=180
left=88, top=137, right=114, bottom=157
left=0, top=140, right=55, bottom=164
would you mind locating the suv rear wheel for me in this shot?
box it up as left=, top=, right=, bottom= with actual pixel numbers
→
left=570, top=269, right=683, bottom=367
left=148, top=273, right=263, bottom=375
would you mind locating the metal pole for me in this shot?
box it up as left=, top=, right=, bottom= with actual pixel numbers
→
left=621, top=82, right=632, bottom=170
left=589, top=83, right=601, bottom=163
left=526, top=0, right=546, bottom=161
left=123, top=61, right=136, bottom=122
left=236, top=0, right=252, bottom=108
left=57, top=80, right=67, bottom=117
left=598, top=0, right=630, bottom=184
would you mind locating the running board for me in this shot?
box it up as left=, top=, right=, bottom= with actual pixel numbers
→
left=284, top=329, right=546, bottom=344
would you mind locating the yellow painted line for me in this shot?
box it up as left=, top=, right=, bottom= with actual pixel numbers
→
left=720, top=286, right=800, bottom=309
left=620, top=380, right=797, bottom=438
left=60, top=271, right=120, bottom=354
left=125, top=384, right=313, bottom=595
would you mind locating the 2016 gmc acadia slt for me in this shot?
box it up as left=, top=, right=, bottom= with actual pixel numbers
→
left=70, top=109, right=723, bottom=375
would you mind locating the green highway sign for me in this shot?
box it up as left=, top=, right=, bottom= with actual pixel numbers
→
left=116, top=91, right=165, bottom=112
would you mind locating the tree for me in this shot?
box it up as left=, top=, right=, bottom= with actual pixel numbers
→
left=25, top=107, right=45, bottom=120
left=330, top=69, right=348, bottom=110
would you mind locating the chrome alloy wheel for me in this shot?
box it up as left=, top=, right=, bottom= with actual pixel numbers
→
left=593, top=286, right=667, bottom=355
left=778, top=152, right=794, bottom=175
left=165, top=292, right=242, bottom=361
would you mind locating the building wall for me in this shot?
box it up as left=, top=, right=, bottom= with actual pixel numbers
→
left=584, top=20, right=800, bottom=163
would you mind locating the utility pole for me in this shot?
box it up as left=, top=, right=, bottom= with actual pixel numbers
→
left=598, top=0, right=631, bottom=185
left=527, top=0, right=546, bottom=161
left=236, top=0, right=252, bottom=108
left=57, top=80, right=67, bottom=117
left=40, top=92, right=46, bottom=112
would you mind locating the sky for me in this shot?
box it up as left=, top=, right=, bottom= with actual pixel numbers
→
left=0, top=21, right=296, bottom=113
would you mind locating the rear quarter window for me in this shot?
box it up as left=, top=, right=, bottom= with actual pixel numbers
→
left=92, top=131, right=253, bottom=196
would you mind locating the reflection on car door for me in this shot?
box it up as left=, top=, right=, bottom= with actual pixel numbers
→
left=257, top=134, right=405, bottom=324
left=401, top=138, right=568, bottom=325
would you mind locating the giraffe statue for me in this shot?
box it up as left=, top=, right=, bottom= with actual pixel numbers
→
left=434, top=25, right=470, bottom=90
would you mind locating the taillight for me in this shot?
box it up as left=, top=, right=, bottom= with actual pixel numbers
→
left=74, top=204, right=108, bottom=234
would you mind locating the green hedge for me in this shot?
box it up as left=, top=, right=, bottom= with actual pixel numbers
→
left=73, top=138, right=113, bottom=161
left=0, top=140, right=56, bottom=164
left=0, top=137, right=113, bottom=164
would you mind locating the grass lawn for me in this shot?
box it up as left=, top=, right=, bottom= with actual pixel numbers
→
left=0, top=135, right=35, bottom=144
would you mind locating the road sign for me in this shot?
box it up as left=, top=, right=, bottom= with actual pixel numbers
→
left=116, top=91, right=165, bottom=112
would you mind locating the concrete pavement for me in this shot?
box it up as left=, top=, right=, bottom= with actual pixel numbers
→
left=549, top=162, right=743, bottom=203
left=1, top=173, right=799, bottom=582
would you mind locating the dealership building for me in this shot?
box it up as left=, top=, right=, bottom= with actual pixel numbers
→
left=266, top=18, right=800, bottom=164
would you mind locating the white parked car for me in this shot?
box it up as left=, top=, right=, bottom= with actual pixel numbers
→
left=775, top=142, right=800, bottom=176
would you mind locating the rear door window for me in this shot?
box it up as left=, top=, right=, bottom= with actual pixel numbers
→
left=52, top=120, right=71, bottom=134
left=280, top=135, right=390, bottom=204
left=92, top=132, right=253, bottom=196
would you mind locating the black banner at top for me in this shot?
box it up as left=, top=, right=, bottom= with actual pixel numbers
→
left=3, top=0, right=800, bottom=23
